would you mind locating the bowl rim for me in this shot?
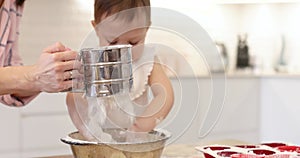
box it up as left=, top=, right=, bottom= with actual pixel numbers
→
left=61, top=128, right=171, bottom=146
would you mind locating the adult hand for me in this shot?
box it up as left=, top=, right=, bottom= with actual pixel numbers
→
left=28, top=42, right=80, bottom=93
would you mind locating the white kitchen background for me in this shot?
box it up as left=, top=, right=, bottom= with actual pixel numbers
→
left=19, top=0, right=300, bottom=75
left=1, top=0, right=300, bottom=157
left=149, top=1, right=300, bottom=74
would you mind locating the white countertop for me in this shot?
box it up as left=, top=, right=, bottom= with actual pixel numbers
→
left=170, top=71, right=300, bottom=79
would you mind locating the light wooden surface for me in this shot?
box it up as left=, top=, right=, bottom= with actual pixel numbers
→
left=42, top=139, right=247, bottom=158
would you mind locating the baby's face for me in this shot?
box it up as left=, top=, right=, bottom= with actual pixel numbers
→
left=94, top=14, right=149, bottom=61
left=99, top=28, right=147, bottom=47
left=99, top=28, right=147, bottom=61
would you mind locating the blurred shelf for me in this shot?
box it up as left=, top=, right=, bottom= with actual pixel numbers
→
left=170, top=71, right=300, bottom=79
left=216, top=0, right=300, bottom=4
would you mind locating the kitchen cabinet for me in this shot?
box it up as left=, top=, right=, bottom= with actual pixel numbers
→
left=0, top=106, right=21, bottom=157
left=206, top=77, right=260, bottom=141
left=260, top=77, right=300, bottom=144
left=21, top=115, right=74, bottom=155
left=0, top=93, right=75, bottom=158
left=159, top=76, right=261, bottom=144
left=19, top=93, right=76, bottom=157
left=160, top=74, right=300, bottom=145
left=216, top=0, right=300, bottom=4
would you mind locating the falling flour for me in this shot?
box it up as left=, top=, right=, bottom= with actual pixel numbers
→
left=86, top=94, right=135, bottom=143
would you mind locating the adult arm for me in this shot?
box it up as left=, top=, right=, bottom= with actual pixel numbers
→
left=0, top=42, right=78, bottom=106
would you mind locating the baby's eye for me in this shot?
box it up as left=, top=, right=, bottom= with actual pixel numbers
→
left=129, top=42, right=138, bottom=45
left=109, top=41, right=118, bottom=45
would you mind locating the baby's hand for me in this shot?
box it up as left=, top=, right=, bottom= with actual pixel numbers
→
left=130, top=116, right=162, bottom=132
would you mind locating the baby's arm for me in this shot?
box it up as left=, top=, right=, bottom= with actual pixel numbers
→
left=131, top=57, right=174, bottom=132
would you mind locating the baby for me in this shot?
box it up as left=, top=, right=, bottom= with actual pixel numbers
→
left=66, top=0, right=174, bottom=141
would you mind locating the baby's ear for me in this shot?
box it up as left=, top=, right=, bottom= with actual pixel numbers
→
left=91, top=20, right=96, bottom=28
